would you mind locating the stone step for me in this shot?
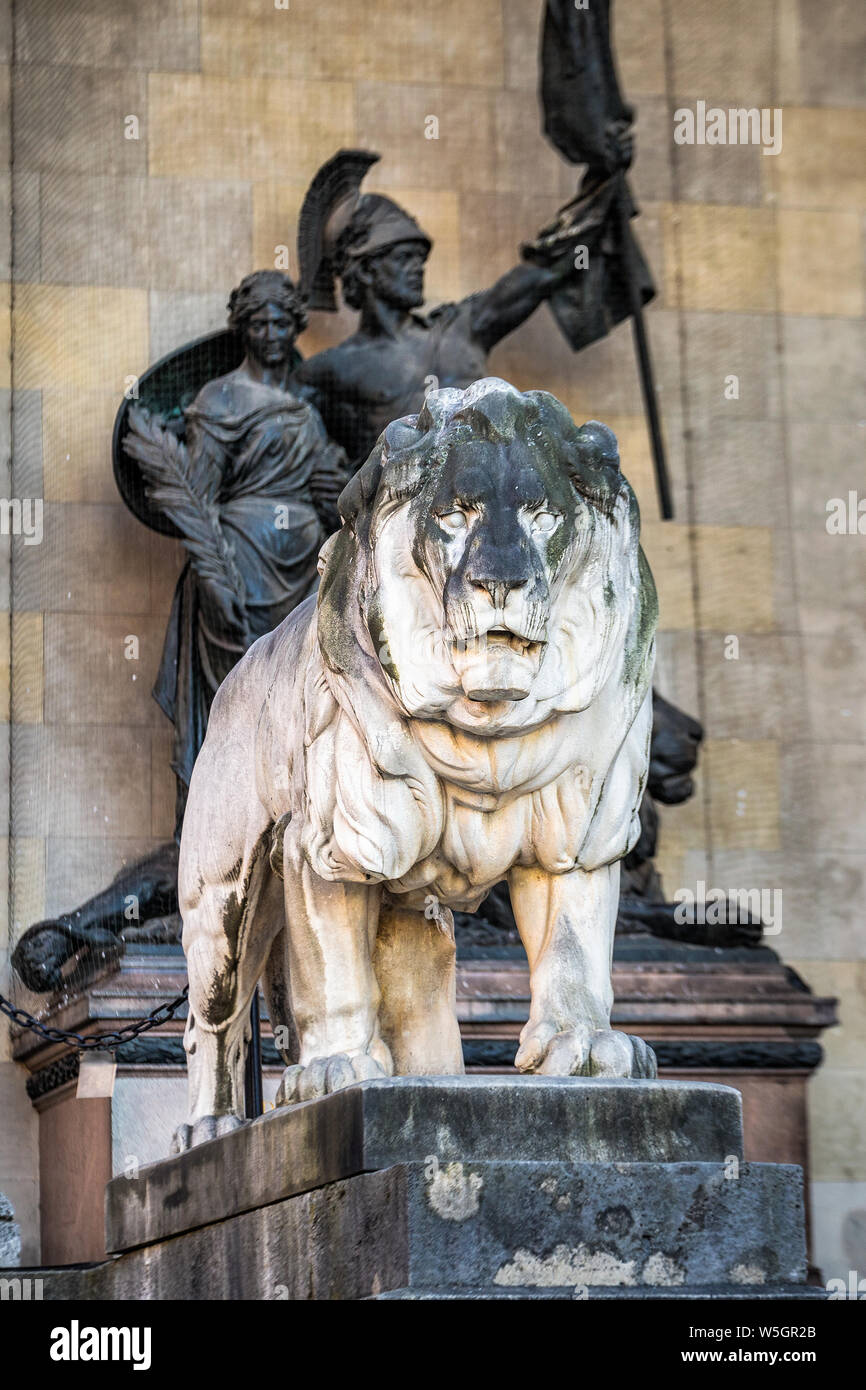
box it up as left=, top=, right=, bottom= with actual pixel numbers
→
left=106, top=1076, right=745, bottom=1253
left=374, top=1285, right=825, bottom=1300
left=99, top=1158, right=808, bottom=1300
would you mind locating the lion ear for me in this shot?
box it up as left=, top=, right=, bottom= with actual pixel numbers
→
left=338, top=450, right=382, bottom=526
left=574, top=420, right=620, bottom=472
left=384, top=418, right=424, bottom=453
left=338, top=418, right=428, bottom=524
left=568, top=420, right=623, bottom=514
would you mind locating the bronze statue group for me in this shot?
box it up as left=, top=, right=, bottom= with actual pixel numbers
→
left=13, top=137, right=753, bottom=996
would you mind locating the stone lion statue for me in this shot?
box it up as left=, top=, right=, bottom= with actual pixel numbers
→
left=174, top=377, right=659, bottom=1149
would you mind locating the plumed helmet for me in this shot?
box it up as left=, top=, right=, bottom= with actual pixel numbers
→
left=297, top=149, right=431, bottom=311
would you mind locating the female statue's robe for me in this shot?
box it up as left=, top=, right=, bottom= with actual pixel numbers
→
left=153, top=369, right=346, bottom=817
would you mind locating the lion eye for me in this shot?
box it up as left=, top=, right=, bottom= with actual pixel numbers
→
left=437, top=510, right=468, bottom=532
left=531, top=510, right=559, bottom=535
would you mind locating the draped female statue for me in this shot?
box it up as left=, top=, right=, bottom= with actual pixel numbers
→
left=137, top=271, right=346, bottom=804
left=13, top=270, right=348, bottom=991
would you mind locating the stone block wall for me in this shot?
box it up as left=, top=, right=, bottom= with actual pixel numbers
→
left=0, top=0, right=863, bottom=1276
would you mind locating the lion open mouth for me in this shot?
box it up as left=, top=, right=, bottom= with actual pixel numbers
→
left=485, top=627, right=536, bottom=654
left=452, top=625, right=547, bottom=702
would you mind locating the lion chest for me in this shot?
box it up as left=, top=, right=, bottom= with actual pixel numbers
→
left=386, top=719, right=596, bottom=907
left=412, top=715, right=585, bottom=802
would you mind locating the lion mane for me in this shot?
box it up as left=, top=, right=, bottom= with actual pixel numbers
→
left=280, top=378, right=657, bottom=907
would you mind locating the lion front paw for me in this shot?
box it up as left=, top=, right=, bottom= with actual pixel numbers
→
left=515, top=1023, right=657, bottom=1079
left=171, top=1112, right=247, bottom=1153
left=275, top=1048, right=392, bottom=1109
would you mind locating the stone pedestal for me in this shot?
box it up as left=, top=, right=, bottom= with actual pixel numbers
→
left=86, top=1077, right=817, bottom=1300
left=11, top=940, right=836, bottom=1268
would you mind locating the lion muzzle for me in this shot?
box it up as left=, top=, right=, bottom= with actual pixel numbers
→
left=454, top=628, right=546, bottom=702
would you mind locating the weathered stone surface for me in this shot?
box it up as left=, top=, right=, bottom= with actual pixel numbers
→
left=397, top=1160, right=807, bottom=1293
left=106, top=1076, right=744, bottom=1253
left=376, top=1285, right=825, bottom=1300
left=0, top=1193, right=21, bottom=1268
left=55, top=1158, right=810, bottom=1300
left=106, top=1169, right=409, bottom=1301
left=23, top=1081, right=813, bottom=1301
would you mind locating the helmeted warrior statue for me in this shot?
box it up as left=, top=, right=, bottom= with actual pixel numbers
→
left=292, top=150, right=581, bottom=471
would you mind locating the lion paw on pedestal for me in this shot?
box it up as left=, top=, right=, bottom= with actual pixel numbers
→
left=516, top=1025, right=657, bottom=1079
left=275, top=1048, right=392, bottom=1108
left=171, top=1113, right=247, bottom=1154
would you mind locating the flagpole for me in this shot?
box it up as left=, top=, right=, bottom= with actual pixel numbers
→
left=615, top=171, right=673, bottom=520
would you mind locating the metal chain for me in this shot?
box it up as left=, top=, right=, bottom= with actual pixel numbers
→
left=0, top=986, right=189, bottom=1051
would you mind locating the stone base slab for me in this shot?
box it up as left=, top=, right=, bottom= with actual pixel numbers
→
left=2, top=1078, right=817, bottom=1301
left=106, top=1076, right=744, bottom=1253
left=27, top=1158, right=809, bottom=1300
left=375, top=1285, right=825, bottom=1300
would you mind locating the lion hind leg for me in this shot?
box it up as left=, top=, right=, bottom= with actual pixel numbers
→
left=177, top=850, right=283, bottom=1148
left=373, top=901, right=464, bottom=1077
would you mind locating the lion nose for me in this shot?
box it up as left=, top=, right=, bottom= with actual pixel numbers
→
left=469, top=576, right=527, bottom=608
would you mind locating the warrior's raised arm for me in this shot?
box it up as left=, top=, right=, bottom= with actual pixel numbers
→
left=468, top=260, right=570, bottom=355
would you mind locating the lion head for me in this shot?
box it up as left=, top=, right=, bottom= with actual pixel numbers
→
left=297, top=380, right=657, bottom=889
left=317, top=377, right=656, bottom=738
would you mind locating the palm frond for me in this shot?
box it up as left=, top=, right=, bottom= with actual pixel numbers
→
left=124, top=406, right=249, bottom=640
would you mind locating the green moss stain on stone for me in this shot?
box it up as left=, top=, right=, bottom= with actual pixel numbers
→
left=622, top=546, right=659, bottom=689
left=366, top=589, right=399, bottom=683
